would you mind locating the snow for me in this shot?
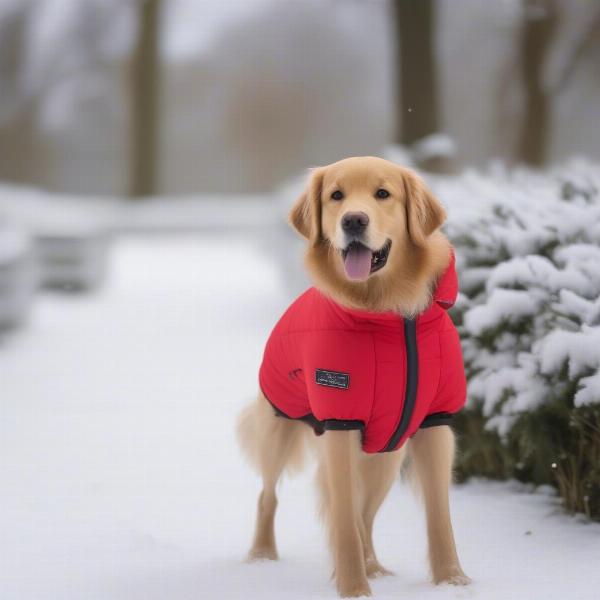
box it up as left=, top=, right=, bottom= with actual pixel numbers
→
left=118, top=195, right=276, bottom=232
left=1, top=235, right=599, bottom=600
left=0, top=225, right=30, bottom=264
left=555, top=289, right=600, bottom=325
left=537, top=326, right=600, bottom=406
left=0, top=183, right=118, bottom=236
left=486, top=255, right=591, bottom=296
left=411, top=133, right=457, bottom=162
left=0, top=223, right=36, bottom=327
left=0, top=183, right=117, bottom=289
left=463, top=288, right=541, bottom=336
left=0, top=182, right=278, bottom=235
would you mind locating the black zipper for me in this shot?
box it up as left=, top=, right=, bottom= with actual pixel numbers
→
left=380, top=317, right=418, bottom=452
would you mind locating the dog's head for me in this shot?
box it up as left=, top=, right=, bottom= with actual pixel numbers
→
left=289, top=156, right=449, bottom=313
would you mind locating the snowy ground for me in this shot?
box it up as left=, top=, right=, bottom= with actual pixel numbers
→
left=1, top=235, right=599, bottom=600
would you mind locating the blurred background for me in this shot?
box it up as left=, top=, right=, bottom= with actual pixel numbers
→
left=0, top=0, right=599, bottom=195
left=1, top=2, right=600, bottom=599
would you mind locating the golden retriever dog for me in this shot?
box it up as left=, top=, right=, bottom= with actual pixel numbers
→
left=238, top=156, right=470, bottom=597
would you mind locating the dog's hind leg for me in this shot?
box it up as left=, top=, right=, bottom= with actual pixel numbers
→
left=357, top=450, right=405, bottom=578
left=408, top=426, right=470, bottom=585
left=238, top=392, right=305, bottom=561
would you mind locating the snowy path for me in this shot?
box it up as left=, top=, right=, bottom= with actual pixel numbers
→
left=1, top=235, right=598, bottom=600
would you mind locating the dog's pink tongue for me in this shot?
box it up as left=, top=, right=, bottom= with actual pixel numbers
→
left=343, top=245, right=372, bottom=280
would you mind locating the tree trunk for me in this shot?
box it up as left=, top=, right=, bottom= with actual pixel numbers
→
left=129, top=0, right=161, bottom=197
left=517, top=0, right=558, bottom=166
left=393, top=0, right=439, bottom=147
left=0, top=2, right=37, bottom=184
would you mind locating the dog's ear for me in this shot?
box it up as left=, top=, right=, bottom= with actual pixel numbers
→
left=289, top=167, right=325, bottom=246
left=402, top=169, right=446, bottom=247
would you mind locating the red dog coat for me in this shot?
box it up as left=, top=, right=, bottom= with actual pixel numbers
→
left=259, top=252, right=466, bottom=453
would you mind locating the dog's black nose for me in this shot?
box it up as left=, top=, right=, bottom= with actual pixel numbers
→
left=341, top=212, right=369, bottom=236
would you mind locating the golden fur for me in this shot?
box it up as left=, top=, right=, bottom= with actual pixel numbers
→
left=238, top=157, right=470, bottom=597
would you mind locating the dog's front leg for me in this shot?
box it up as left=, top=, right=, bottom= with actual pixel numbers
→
left=322, top=430, right=371, bottom=598
left=409, top=425, right=470, bottom=585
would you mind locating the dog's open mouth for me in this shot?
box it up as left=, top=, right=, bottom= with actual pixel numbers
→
left=340, top=239, right=392, bottom=281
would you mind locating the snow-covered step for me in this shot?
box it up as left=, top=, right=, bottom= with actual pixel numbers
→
left=0, top=184, right=117, bottom=291
left=0, top=225, right=36, bottom=328
left=35, top=231, right=111, bottom=290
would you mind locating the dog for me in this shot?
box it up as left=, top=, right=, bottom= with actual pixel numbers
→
left=238, top=156, right=470, bottom=597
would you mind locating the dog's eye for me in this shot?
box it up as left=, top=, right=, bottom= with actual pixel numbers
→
left=331, top=190, right=344, bottom=201
left=375, top=189, right=390, bottom=199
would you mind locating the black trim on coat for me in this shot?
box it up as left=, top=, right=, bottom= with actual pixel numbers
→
left=322, top=419, right=365, bottom=432
left=262, top=390, right=364, bottom=436
left=419, top=411, right=454, bottom=429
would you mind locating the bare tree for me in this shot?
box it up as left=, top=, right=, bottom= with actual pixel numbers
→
left=0, top=1, right=37, bottom=183
left=550, top=6, right=600, bottom=96
left=517, top=0, right=558, bottom=166
left=392, top=0, right=445, bottom=171
left=129, top=0, right=161, bottom=197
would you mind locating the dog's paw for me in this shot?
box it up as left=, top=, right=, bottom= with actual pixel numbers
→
left=337, top=580, right=372, bottom=598
left=246, top=546, right=278, bottom=562
left=434, top=566, right=471, bottom=586
left=365, top=558, right=394, bottom=579
left=441, top=573, right=471, bottom=585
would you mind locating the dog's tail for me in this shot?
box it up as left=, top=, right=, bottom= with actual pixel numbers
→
left=236, top=394, right=306, bottom=476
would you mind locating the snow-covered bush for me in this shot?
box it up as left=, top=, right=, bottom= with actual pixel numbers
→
left=434, top=160, right=600, bottom=520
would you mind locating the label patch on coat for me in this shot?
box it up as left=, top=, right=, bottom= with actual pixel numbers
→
left=315, top=369, right=350, bottom=389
